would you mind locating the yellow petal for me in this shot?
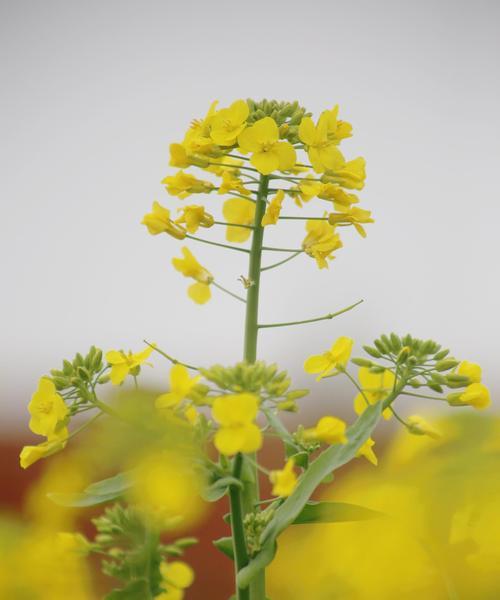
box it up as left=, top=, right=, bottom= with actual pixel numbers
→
left=250, top=151, right=280, bottom=175
left=226, top=225, right=252, bottom=243
left=304, top=353, right=331, bottom=374
left=212, top=393, right=259, bottom=426
left=110, top=363, right=130, bottom=385
left=298, top=117, right=315, bottom=146
left=275, top=142, right=297, bottom=171
left=187, top=282, right=211, bottom=304
left=159, top=560, right=195, bottom=589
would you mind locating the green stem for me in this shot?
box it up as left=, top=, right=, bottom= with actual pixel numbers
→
left=229, top=453, right=250, bottom=600
left=240, top=173, right=269, bottom=599
left=261, top=246, right=304, bottom=253
left=212, top=281, right=247, bottom=303
left=185, top=234, right=250, bottom=253
left=258, top=300, right=363, bottom=329
left=144, top=340, right=198, bottom=370
left=261, top=251, right=302, bottom=272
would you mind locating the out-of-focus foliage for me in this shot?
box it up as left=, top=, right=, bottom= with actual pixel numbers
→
left=268, top=412, right=500, bottom=599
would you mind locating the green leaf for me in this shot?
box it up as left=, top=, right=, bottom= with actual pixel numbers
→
left=292, top=501, right=383, bottom=524
left=105, top=579, right=150, bottom=599
left=85, top=471, right=133, bottom=496
left=237, top=402, right=382, bottom=588
left=203, top=476, right=243, bottom=502
left=213, top=536, right=234, bottom=559
left=48, top=471, right=132, bottom=507
left=262, top=408, right=301, bottom=455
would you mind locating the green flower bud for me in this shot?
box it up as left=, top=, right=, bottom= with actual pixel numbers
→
left=436, top=359, right=459, bottom=371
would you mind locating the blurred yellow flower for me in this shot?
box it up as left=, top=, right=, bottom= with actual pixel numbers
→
left=142, top=201, right=187, bottom=239
left=270, top=458, right=297, bottom=497
left=175, top=205, right=214, bottom=234
left=262, top=190, right=285, bottom=226
left=407, top=415, right=441, bottom=439
left=172, top=247, right=213, bottom=304
left=210, top=99, right=249, bottom=146
left=298, top=114, right=345, bottom=173
left=304, top=336, right=353, bottom=380
left=162, top=171, right=214, bottom=199
left=238, top=117, right=296, bottom=174
left=105, top=345, right=154, bottom=385
left=222, top=198, right=255, bottom=242
left=353, top=367, right=395, bottom=420
left=28, top=378, right=68, bottom=437
left=212, top=393, right=262, bottom=455
left=303, top=416, right=348, bottom=445
left=156, top=364, right=200, bottom=410
left=157, top=560, right=195, bottom=600
left=302, top=219, right=342, bottom=269
left=20, top=431, right=68, bottom=469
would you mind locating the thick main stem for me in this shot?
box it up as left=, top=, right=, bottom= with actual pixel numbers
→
left=234, top=174, right=269, bottom=600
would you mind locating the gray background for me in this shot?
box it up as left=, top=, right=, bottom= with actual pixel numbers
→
left=1, top=0, right=499, bottom=432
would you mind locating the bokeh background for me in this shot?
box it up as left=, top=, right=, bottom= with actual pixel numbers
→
left=1, top=0, right=499, bottom=598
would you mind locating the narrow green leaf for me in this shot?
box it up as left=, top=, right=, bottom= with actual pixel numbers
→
left=213, top=536, right=234, bottom=560
left=47, top=490, right=121, bottom=508
left=85, top=471, right=132, bottom=496
left=262, top=408, right=301, bottom=455
left=292, top=501, right=383, bottom=524
left=202, top=476, right=243, bottom=502
left=238, top=403, right=382, bottom=587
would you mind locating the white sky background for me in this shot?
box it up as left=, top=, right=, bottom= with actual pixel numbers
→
left=1, top=0, right=499, bottom=432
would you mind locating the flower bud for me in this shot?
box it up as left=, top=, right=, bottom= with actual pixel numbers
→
left=436, top=359, right=459, bottom=372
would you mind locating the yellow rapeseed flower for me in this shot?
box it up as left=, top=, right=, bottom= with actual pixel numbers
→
left=175, top=205, right=214, bottom=234
left=448, top=383, right=491, bottom=410
left=303, top=416, right=348, bottom=445
left=321, top=105, right=353, bottom=143
left=172, top=247, right=213, bottom=304
left=353, top=367, right=395, bottom=420
left=210, top=99, right=249, bottom=146
left=324, top=157, right=366, bottom=190
left=156, top=364, right=201, bottom=410
left=212, top=393, right=262, bottom=456
left=181, top=100, right=219, bottom=155
left=298, top=113, right=346, bottom=173
left=328, top=206, right=374, bottom=238
left=302, top=219, right=343, bottom=269
left=28, top=378, right=69, bottom=437
left=304, top=336, right=353, bottom=380
left=262, top=190, right=285, bottom=226
left=19, top=430, right=68, bottom=469
left=142, top=201, right=187, bottom=239
left=217, top=170, right=251, bottom=197
left=317, top=183, right=359, bottom=209
left=205, top=155, right=243, bottom=176
left=457, top=360, right=482, bottom=383
left=270, top=458, right=297, bottom=497
left=355, top=437, right=378, bottom=465
left=222, top=198, right=255, bottom=243
left=162, top=171, right=214, bottom=199
left=105, top=345, right=155, bottom=385
left=238, top=117, right=296, bottom=175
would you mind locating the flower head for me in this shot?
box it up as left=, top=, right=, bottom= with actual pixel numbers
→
left=28, top=378, right=69, bottom=437
left=172, top=247, right=213, bottom=304
left=302, top=220, right=342, bottom=269
left=162, top=171, right=214, bottom=199
left=303, top=416, right=348, bottom=445
left=156, top=365, right=201, bottom=410
left=142, top=201, right=187, bottom=239
left=238, top=117, right=296, bottom=175
left=304, top=336, right=353, bottom=380
left=212, top=393, right=262, bottom=455
left=210, top=99, right=249, bottom=146
left=222, top=198, right=255, bottom=243
left=353, top=367, right=395, bottom=420
left=105, top=345, right=155, bottom=385
left=270, top=458, right=297, bottom=497
left=175, top=205, right=214, bottom=234
left=262, top=190, right=285, bottom=226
